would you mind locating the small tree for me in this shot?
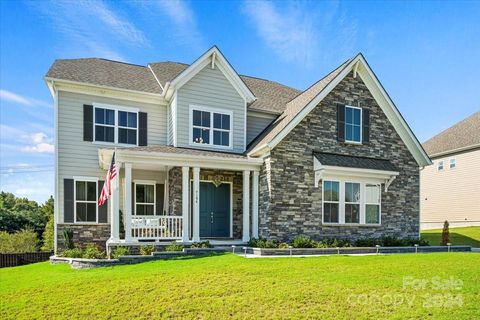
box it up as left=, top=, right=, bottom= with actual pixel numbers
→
left=41, top=217, right=54, bottom=251
left=441, top=220, right=450, bottom=245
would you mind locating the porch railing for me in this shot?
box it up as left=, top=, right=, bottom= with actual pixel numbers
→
left=130, top=215, right=183, bottom=240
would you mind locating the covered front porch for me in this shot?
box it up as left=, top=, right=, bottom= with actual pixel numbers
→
left=98, top=146, right=263, bottom=246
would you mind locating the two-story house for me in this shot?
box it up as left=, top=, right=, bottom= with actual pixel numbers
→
left=45, top=46, right=431, bottom=252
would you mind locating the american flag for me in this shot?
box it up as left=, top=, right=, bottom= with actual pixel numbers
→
left=98, top=151, right=117, bottom=206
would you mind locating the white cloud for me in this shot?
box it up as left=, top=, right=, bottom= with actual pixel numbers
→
left=242, top=1, right=319, bottom=66
left=0, top=170, right=54, bottom=203
left=0, top=89, right=51, bottom=108
left=21, top=132, right=54, bottom=153
left=30, top=0, right=148, bottom=61
left=150, top=0, right=205, bottom=50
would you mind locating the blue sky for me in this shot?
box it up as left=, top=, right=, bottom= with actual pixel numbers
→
left=1, top=0, right=479, bottom=203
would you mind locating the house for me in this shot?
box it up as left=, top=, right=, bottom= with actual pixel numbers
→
left=44, top=46, right=431, bottom=252
left=420, top=112, right=480, bottom=229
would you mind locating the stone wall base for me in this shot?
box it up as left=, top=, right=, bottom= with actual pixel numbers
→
left=57, top=224, right=110, bottom=251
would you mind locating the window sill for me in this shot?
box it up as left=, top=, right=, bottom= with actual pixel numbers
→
left=343, top=141, right=363, bottom=145
left=322, top=223, right=381, bottom=227
left=92, top=141, right=138, bottom=147
left=188, top=142, right=234, bottom=151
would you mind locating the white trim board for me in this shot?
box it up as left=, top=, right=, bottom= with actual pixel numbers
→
left=248, top=54, right=431, bottom=167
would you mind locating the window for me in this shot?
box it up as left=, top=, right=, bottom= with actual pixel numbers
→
left=135, top=183, right=155, bottom=215
left=365, top=184, right=381, bottom=224
left=449, top=158, right=456, bottom=169
left=94, top=105, right=138, bottom=145
left=345, top=182, right=360, bottom=223
left=437, top=160, right=444, bottom=172
left=75, top=180, right=97, bottom=222
left=345, top=106, right=362, bottom=143
left=322, top=180, right=381, bottom=225
left=323, top=181, right=340, bottom=223
left=191, top=106, right=232, bottom=148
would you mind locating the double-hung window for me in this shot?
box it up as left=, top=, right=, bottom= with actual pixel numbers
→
left=94, top=105, right=138, bottom=145
left=449, top=158, right=456, bottom=169
left=191, top=106, right=232, bottom=148
left=75, top=179, right=97, bottom=222
left=323, top=180, right=381, bottom=225
left=135, top=183, right=155, bottom=215
left=437, top=160, right=444, bottom=172
left=345, top=106, right=362, bottom=143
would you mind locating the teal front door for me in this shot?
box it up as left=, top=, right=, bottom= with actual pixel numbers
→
left=199, top=182, right=230, bottom=238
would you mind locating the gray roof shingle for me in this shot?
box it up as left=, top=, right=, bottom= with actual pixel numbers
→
left=114, top=145, right=249, bottom=159
left=422, top=111, right=480, bottom=157
left=314, top=152, right=398, bottom=172
left=46, top=58, right=162, bottom=94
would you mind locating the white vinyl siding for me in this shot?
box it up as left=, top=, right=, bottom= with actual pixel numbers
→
left=57, top=91, right=167, bottom=222
left=246, top=114, right=276, bottom=145
left=176, top=64, right=245, bottom=153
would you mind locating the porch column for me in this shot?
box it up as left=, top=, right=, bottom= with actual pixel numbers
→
left=182, top=166, right=190, bottom=242
left=242, top=170, right=250, bottom=242
left=192, top=167, right=200, bottom=242
left=110, top=162, right=121, bottom=241
left=124, top=163, right=132, bottom=242
left=252, top=171, right=259, bottom=239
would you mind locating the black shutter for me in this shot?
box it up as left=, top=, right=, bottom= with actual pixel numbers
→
left=156, top=184, right=165, bottom=215
left=336, top=104, right=345, bottom=142
left=139, top=112, right=147, bottom=146
left=132, top=183, right=135, bottom=215
left=98, top=180, right=108, bottom=223
left=64, top=179, right=74, bottom=223
left=362, top=109, right=370, bottom=144
left=83, top=105, right=93, bottom=142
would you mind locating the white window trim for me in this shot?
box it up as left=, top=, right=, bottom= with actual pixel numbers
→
left=323, top=180, right=341, bottom=224
left=73, top=176, right=99, bottom=224
left=188, top=104, right=233, bottom=150
left=134, top=180, right=156, bottom=216
left=437, top=160, right=444, bottom=172
left=93, top=103, right=140, bottom=146
left=365, top=184, right=382, bottom=224
left=449, top=158, right=456, bottom=169
left=344, top=181, right=361, bottom=224
left=344, top=105, right=363, bottom=144
left=322, top=178, right=382, bottom=226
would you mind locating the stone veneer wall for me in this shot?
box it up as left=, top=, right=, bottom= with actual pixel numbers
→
left=56, top=224, right=110, bottom=251
left=167, top=167, right=244, bottom=239
left=259, top=71, right=420, bottom=242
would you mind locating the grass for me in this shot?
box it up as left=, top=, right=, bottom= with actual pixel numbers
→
left=422, top=226, right=480, bottom=247
left=1, top=253, right=479, bottom=319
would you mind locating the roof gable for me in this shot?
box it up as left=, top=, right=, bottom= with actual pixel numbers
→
left=248, top=54, right=432, bottom=167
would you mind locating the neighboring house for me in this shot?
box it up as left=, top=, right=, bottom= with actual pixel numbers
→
left=44, top=46, right=431, bottom=252
left=420, top=112, right=480, bottom=229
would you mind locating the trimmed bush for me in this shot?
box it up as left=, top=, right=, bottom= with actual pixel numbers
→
left=59, top=247, right=83, bottom=258
left=165, top=241, right=184, bottom=252
left=112, top=246, right=130, bottom=258
left=292, top=235, right=316, bottom=248
left=82, top=244, right=106, bottom=259
left=316, top=239, right=352, bottom=248
left=248, top=238, right=278, bottom=248
left=0, top=229, right=38, bottom=253
left=278, top=242, right=290, bottom=249
left=190, top=241, right=212, bottom=249
left=139, top=245, right=155, bottom=256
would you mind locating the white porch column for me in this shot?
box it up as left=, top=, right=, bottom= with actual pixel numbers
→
left=182, top=166, right=190, bottom=242
left=192, top=167, right=200, bottom=242
left=124, top=163, right=132, bottom=242
left=242, top=170, right=251, bottom=242
left=110, top=162, right=121, bottom=241
left=252, top=171, right=259, bottom=239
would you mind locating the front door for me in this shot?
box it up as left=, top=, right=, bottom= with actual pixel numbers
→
left=199, top=182, right=230, bottom=238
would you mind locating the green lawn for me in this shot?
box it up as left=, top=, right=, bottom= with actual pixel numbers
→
left=1, top=253, right=479, bottom=319
left=422, top=226, right=480, bottom=247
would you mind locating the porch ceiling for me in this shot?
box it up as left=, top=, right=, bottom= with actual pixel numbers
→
left=98, top=145, right=263, bottom=171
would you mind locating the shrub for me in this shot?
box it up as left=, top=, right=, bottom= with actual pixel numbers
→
left=82, top=244, right=106, bottom=259
left=248, top=238, right=278, bottom=248
left=112, top=246, right=130, bottom=258
left=41, top=217, right=54, bottom=251
left=278, top=242, right=290, bottom=249
left=61, top=228, right=74, bottom=250
left=139, top=245, right=155, bottom=256
left=59, top=247, right=83, bottom=258
left=441, top=220, right=450, bottom=245
left=165, top=241, right=184, bottom=252
left=190, top=241, right=212, bottom=249
left=292, top=235, right=316, bottom=248
left=316, top=238, right=352, bottom=248
left=0, top=229, right=38, bottom=253
left=355, top=236, right=430, bottom=247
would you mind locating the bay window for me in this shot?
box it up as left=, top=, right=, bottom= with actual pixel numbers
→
left=190, top=106, right=232, bottom=148
left=323, top=180, right=381, bottom=225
